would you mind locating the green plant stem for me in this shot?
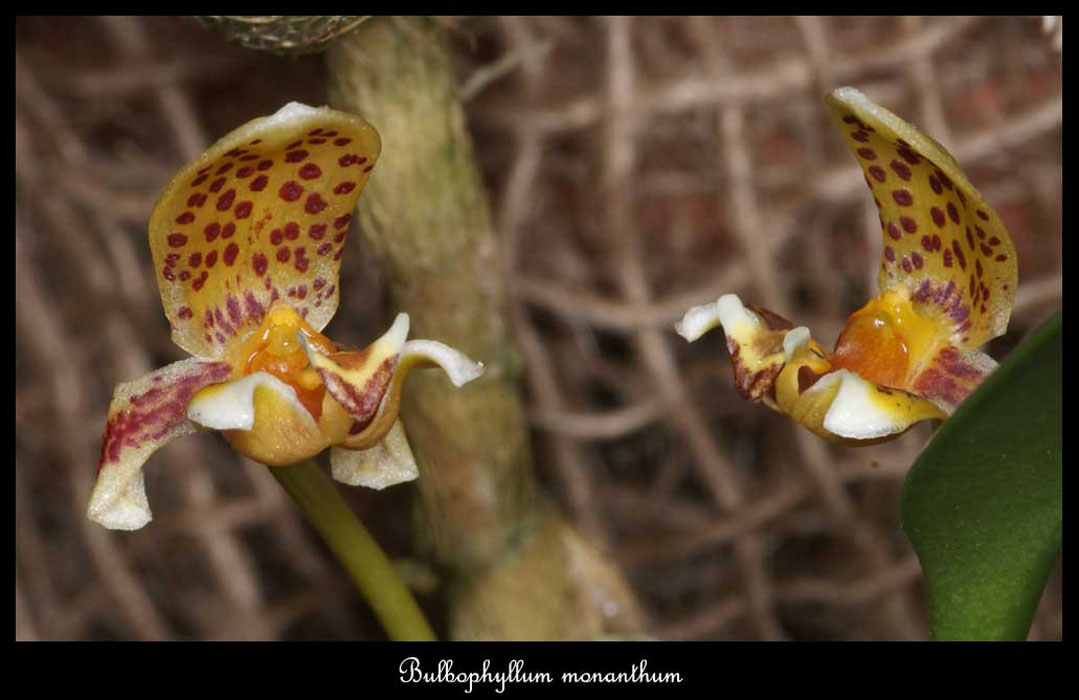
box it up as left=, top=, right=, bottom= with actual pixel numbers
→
left=269, top=459, right=437, bottom=641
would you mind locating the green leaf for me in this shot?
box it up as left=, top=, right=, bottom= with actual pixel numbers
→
left=901, top=311, right=1061, bottom=641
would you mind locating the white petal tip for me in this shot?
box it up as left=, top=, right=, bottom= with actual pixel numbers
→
left=401, top=340, right=485, bottom=387
left=675, top=293, right=752, bottom=342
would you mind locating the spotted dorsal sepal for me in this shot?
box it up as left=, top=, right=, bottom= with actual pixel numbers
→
left=826, top=87, right=1017, bottom=349
left=149, top=102, right=381, bottom=359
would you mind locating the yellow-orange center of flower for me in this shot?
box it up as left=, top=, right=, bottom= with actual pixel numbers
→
left=235, top=303, right=336, bottom=420
left=831, top=287, right=947, bottom=391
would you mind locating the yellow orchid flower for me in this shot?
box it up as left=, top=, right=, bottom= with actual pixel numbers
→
left=88, top=103, right=484, bottom=530
left=676, top=87, right=1017, bottom=444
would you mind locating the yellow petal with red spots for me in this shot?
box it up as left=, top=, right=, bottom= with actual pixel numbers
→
left=330, top=419, right=419, bottom=489
left=826, top=87, right=1017, bottom=349
left=149, top=102, right=381, bottom=359
left=186, top=371, right=330, bottom=466
left=89, top=358, right=233, bottom=530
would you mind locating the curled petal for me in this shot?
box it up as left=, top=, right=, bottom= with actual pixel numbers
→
left=149, top=102, right=381, bottom=359
left=339, top=334, right=485, bottom=450
left=827, top=87, right=1017, bottom=348
left=187, top=371, right=329, bottom=466
left=89, top=358, right=232, bottom=530
left=301, top=312, right=409, bottom=423
left=677, top=294, right=795, bottom=404
left=330, top=419, right=419, bottom=489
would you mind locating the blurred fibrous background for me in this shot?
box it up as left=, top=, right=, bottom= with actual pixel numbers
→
left=15, top=16, right=1061, bottom=640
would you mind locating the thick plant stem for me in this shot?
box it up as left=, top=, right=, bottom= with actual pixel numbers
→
left=325, top=17, right=644, bottom=639
left=269, top=460, right=436, bottom=641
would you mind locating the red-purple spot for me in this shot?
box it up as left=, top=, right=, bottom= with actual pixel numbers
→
left=308, top=138, right=326, bottom=145
left=911, top=252, right=923, bottom=269
left=188, top=252, right=202, bottom=268
left=980, top=243, right=993, bottom=256
left=317, top=241, right=332, bottom=256
left=221, top=222, right=236, bottom=239
left=947, top=202, right=960, bottom=224
left=223, top=242, right=240, bottom=266
left=276, top=247, right=290, bottom=263
left=900, top=216, right=917, bottom=234
left=333, top=213, right=351, bottom=230
left=244, top=291, right=265, bottom=321
left=943, top=249, right=953, bottom=267
left=932, top=235, right=942, bottom=251
left=205, top=250, right=218, bottom=268
left=216, top=162, right=233, bottom=175
left=286, top=140, right=303, bottom=150
left=339, top=154, right=357, bottom=167
left=313, top=278, right=326, bottom=290
left=975, top=226, right=986, bottom=240
left=216, top=189, right=236, bottom=212
left=930, top=207, right=945, bottom=228
left=333, top=138, right=352, bottom=147
left=270, top=228, right=284, bottom=245
left=296, top=285, right=308, bottom=299
left=285, top=149, right=309, bottom=163
left=867, top=166, right=886, bottom=183
left=309, top=223, right=327, bottom=240
left=886, top=222, right=901, bottom=240
left=892, top=189, right=913, bottom=207
left=192, top=271, right=208, bottom=291
left=252, top=252, right=268, bottom=277
left=257, top=159, right=273, bottom=171
left=977, top=209, right=989, bottom=221
left=191, top=174, right=208, bottom=187
left=995, top=254, right=1008, bottom=262
left=209, top=177, right=227, bottom=193
left=178, top=306, right=193, bottom=320
left=884, top=246, right=896, bottom=262
left=901, top=257, right=913, bottom=273
left=162, top=267, right=176, bottom=281
left=250, top=175, right=269, bottom=192
left=167, top=233, right=188, bottom=247
left=920, top=235, right=933, bottom=252
left=299, top=163, right=322, bottom=180
left=928, top=174, right=942, bottom=194
left=966, top=227, right=975, bottom=250
left=175, top=211, right=195, bottom=225
left=294, top=256, right=309, bottom=273
left=951, top=241, right=966, bottom=270
left=889, top=160, right=912, bottom=181
left=234, top=201, right=253, bottom=219
left=284, top=222, right=300, bottom=240
left=362, top=164, right=374, bottom=173
left=236, top=166, right=254, bottom=179
left=304, top=193, right=327, bottom=215
left=279, top=181, right=303, bottom=202
left=308, top=128, right=323, bottom=136
left=896, top=146, right=921, bottom=165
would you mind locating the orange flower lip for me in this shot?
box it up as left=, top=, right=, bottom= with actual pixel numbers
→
left=237, top=302, right=336, bottom=420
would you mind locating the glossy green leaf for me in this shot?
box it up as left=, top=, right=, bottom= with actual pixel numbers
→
left=901, top=311, right=1061, bottom=640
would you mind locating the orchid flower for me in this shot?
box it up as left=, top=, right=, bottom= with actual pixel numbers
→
left=88, top=103, right=484, bottom=530
left=676, top=87, right=1017, bottom=444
